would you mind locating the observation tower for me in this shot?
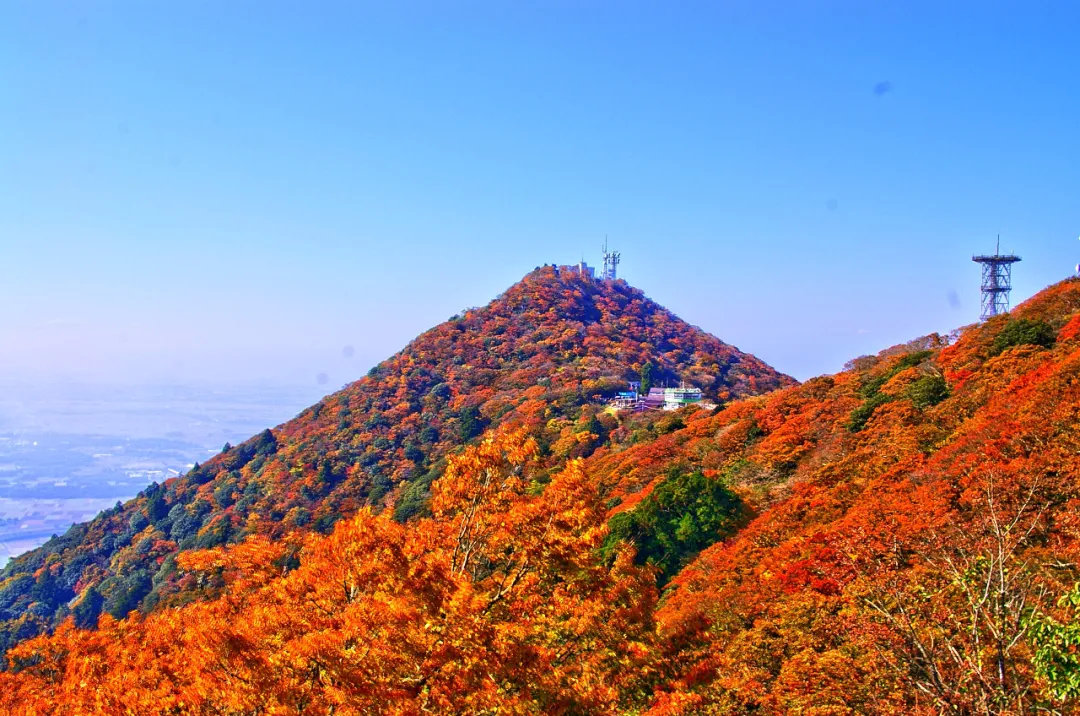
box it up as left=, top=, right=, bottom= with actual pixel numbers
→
left=972, top=236, right=1021, bottom=320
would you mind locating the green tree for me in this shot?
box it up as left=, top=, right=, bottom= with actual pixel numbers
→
left=456, top=405, right=486, bottom=442
left=392, top=462, right=442, bottom=524
left=846, top=391, right=892, bottom=432
left=104, top=571, right=152, bottom=619
left=640, top=361, right=655, bottom=394
left=601, top=466, right=743, bottom=584
left=145, top=483, right=169, bottom=523
left=29, top=569, right=58, bottom=606
left=72, top=587, right=103, bottom=629
left=1031, top=583, right=1080, bottom=703
left=254, top=428, right=278, bottom=455
left=991, top=318, right=1056, bottom=356
left=907, top=373, right=950, bottom=409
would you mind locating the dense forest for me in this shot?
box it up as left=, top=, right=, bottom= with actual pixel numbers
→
left=1, top=272, right=1079, bottom=713
left=0, top=267, right=791, bottom=664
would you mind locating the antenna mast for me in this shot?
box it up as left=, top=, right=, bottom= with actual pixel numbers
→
left=601, top=237, right=621, bottom=281
left=972, top=235, right=1021, bottom=320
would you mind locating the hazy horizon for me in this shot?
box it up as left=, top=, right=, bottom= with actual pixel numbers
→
left=0, top=381, right=326, bottom=566
left=2, top=262, right=1073, bottom=389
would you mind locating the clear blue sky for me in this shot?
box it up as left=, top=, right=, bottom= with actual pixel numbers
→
left=2, top=1, right=1078, bottom=386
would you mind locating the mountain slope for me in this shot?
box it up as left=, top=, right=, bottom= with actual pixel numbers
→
left=3, top=279, right=1079, bottom=713
left=584, top=278, right=1080, bottom=713
left=0, top=266, right=792, bottom=654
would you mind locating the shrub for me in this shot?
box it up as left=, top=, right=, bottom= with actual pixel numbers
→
left=456, top=406, right=487, bottom=442
left=656, top=415, right=685, bottom=435
left=72, top=587, right=103, bottom=629
left=847, top=392, right=892, bottom=432
left=392, top=470, right=438, bottom=524
left=991, top=318, right=1056, bottom=356
left=907, top=373, right=950, bottom=409
left=848, top=350, right=936, bottom=431
left=103, top=571, right=152, bottom=620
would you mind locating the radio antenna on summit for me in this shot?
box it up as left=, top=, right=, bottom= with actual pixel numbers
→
left=601, top=237, right=621, bottom=281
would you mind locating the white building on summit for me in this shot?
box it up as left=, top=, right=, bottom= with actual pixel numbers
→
left=555, top=242, right=620, bottom=282
left=661, top=385, right=704, bottom=411
left=609, top=381, right=709, bottom=412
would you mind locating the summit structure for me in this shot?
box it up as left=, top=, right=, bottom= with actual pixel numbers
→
left=973, top=236, right=1021, bottom=320
left=601, top=239, right=621, bottom=281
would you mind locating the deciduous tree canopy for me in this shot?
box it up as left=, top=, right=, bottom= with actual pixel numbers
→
left=3, top=276, right=1080, bottom=713
left=0, top=267, right=791, bottom=656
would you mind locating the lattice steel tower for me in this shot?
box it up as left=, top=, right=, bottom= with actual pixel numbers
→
left=601, top=238, right=621, bottom=281
left=972, top=236, right=1021, bottom=320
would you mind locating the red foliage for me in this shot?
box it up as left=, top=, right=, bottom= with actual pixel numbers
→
left=3, top=277, right=1080, bottom=712
left=0, top=267, right=791, bottom=653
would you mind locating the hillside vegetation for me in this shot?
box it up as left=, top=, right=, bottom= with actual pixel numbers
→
left=2, top=275, right=1079, bottom=713
left=0, top=267, right=791, bottom=660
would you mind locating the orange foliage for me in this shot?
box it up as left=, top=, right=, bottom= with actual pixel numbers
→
left=4, top=278, right=1080, bottom=712
left=0, top=267, right=791, bottom=656
left=0, top=430, right=658, bottom=713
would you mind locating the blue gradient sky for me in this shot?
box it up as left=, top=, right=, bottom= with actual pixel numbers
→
left=2, top=1, right=1078, bottom=385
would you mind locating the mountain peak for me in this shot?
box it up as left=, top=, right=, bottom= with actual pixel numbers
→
left=0, top=268, right=791, bottom=643
left=382, top=265, right=793, bottom=408
left=461, top=263, right=634, bottom=322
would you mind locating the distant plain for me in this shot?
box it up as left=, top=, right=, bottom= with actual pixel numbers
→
left=0, top=382, right=325, bottom=565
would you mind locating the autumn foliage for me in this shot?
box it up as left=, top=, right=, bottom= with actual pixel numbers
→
left=3, top=276, right=1080, bottom=713
left=0, top=268, right=790, bottom=657
left=0, top=430, right=658, bottom=713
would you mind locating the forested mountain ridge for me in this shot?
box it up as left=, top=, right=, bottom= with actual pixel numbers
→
left=3, top=278, right=1079, bottom=713
left=0, top=266, right=793, bottom=657
left=588, top=277, right=1080, bottom=712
